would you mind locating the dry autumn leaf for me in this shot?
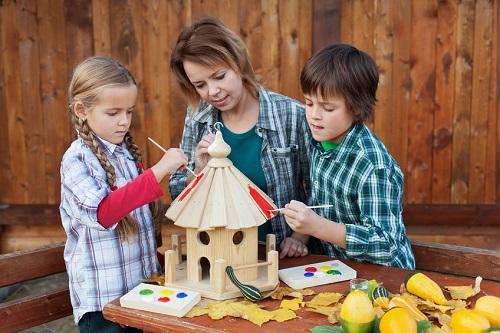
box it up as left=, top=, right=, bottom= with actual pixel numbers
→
left=307, top=292, right=343, bottom=307
left=280, top=298, right=304, bottom=310
left=444, top=276, right=482, bottom=300
left=271, top=308, right=297, bottom=322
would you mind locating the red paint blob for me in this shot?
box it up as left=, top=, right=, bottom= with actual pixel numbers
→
left=305, top=267, right=317, bottom=272
left=157, top=297, right=170, bottom=303
left=178, top=173, right=204, bottom=202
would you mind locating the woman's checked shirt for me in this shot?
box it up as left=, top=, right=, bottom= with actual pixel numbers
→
left=60, top=138, right=160, bottom=324
left=310, top=124, right=415, bottom=269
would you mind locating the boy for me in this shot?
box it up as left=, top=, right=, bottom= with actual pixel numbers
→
left=281, top=44, right=415, bottom=269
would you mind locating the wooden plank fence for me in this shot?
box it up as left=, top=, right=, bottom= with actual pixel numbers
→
left=0, top=0, right=498, bottom=206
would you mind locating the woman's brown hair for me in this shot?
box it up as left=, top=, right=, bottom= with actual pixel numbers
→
left=170, top=17, right=259, bottom=108
left=68, top=56, right=164, bottom=242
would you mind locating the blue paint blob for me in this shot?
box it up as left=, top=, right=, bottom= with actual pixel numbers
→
left=176, top=292, right=188, bottom=298
left=304, top=272, right=315, bottom=277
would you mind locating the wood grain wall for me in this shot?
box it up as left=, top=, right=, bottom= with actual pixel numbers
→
left=0, top=0, right=498, bottom=206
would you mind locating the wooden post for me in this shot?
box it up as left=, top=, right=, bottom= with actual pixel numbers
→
left=214, top=258, right=227, bottom=294
left=171, top=234, right=182, bottom=265
left=164, top=250, right=176, bottom=285
left=266, top=233, right=276, bottom=260
left=267, top=250, right=279, bottom=286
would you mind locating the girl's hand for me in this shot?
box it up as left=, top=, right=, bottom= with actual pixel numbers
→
left=151, top=148, right=188, bottom=182
left=279, top=236, right=308, bottom=259
left=194, top=133, right=215, bottom=172
left=281, top=200, right=322, bottom=236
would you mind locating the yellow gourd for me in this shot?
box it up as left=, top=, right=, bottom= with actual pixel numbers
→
left=475, top=295, right=500, bottom=326
left=405, top=272, right=447, bottom=305
left=388, top=295, right=427, bottom=321
left=340, top=290, right=375, bottom=333
left=450, top=309, right=490, bottom=333
left=379, top=307, right=417, bottom=333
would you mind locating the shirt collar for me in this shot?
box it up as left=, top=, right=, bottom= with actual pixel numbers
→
left=190, top=87, right=277, bottom=131
left=312, top=123, right=364, bottom=160
left=94, top=135, right=123, bottom=156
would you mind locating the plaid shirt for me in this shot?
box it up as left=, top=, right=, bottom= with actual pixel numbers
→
left=169, top=87, right=311, bottom=245
left=310, top=124, right=415, bottom=269
left=60, top=137, right=160, bottom=324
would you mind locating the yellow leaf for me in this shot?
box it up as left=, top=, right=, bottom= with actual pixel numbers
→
left=271, top=308, right=297, bottom=322
left=307, top=292, right=343, bottom=306
left=243, top=307, right=274, bottom=327
left=444, top=276, right=482, bottom=300
left=185, top=306, right=209, bottom=318
left=446, top=299, right=467, bottom=310
left=280, top=298, right=304, bottom=310
left=271, top=286, right=316, bottom=300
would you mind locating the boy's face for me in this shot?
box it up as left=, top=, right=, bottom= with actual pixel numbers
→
left=304, top=94, right=354, bottom=143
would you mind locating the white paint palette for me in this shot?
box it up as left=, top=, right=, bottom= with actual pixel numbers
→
left=120, top=283, right=201, bottom=317
left=278, top=260, right=357, bottom=289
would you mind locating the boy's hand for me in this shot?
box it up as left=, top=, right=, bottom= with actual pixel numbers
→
left=279, top=235, right=308, bottom=259
left=194, top=133, right=215, bottom=172
left=151, top=148, right=188, bottom=182
left=281, top=200, right=322, bottom=237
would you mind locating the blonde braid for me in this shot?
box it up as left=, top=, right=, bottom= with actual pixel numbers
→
left=124, top=132, right=165, bottom=247
left=72, top=111, right=137, bottom=240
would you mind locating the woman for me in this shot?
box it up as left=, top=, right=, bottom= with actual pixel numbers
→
left=169, top=17, right=311, bottom=258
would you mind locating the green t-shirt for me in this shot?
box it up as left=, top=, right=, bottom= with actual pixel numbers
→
left=220, top=125, right=271, bottom=241
left=320, top=140, right=341, bottom=152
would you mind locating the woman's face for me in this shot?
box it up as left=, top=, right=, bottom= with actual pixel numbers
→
left=183, top=60, right=245, bottom=112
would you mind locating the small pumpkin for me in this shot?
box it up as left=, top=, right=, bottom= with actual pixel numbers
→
left=225, top=266, right=262, bottom=302
left=405, top=272, right=447, bottom=305
left=450, top=309, right=490, bottom=333
left=372, top=286, right=390, bottom=309
left=475, top=295, right=500, bottom=326
left=379, top=307, right=417, bottom=333
left=340, top=290, right=375, bottom=333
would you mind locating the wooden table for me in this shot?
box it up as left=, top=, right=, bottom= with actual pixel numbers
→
left=103, top=255, right=500, bottom=333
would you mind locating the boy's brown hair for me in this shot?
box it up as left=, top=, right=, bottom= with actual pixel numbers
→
left=300, top=43, right=379, bottom=123
left=170, top=16, right=259, bottom=108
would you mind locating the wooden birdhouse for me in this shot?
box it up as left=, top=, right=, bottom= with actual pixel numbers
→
left=164, top=128, right=280, bottom=300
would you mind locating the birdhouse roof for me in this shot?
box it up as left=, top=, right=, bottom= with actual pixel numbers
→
left=166, top=130, right=277, bottom=230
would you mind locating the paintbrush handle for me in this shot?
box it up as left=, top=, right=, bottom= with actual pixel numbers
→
left=269, top=204, right=333, bottom=212
left=148, top=137, right=198, bottom=177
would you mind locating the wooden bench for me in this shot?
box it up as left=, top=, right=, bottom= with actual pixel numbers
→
left=0, top=242, right=71, bottom=333
left=0, top=204, right=498, bottom=331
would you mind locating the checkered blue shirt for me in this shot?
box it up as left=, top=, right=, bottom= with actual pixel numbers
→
left=310, top=124, right=415, bottom=269
left=169, top=87, right=311, bottom=245
left=60, top=137, right=160, bottom=324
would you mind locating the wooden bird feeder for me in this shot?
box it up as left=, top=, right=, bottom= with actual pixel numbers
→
left=164, top=128, right=280, bottom=300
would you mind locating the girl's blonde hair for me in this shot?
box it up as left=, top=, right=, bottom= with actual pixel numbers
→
left=170, top=17, right=259, bottom=108
left=68, top=56, right=164, bottom=242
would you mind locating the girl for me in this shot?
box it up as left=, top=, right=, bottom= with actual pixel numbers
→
left=60, top=56, right=187, bottom=332
left=169, top=17, right=311, bottom=259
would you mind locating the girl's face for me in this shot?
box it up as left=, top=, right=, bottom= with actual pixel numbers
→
left=76, top=84, right=137, bottom=144
left=304, top=93, right=354, bottom=143
left=182, top=60, right=245, bottom=112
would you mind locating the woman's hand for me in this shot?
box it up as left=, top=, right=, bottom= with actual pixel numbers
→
left=279, top=235, right=308, bottom=259
left=194, top=133, right=215, bottom=172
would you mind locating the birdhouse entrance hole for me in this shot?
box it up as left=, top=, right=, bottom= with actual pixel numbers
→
left=198, top=231, right=210, bottom=245
left=199, top=257, right=210, bottom=280
left=233, top=231, right=244, bottom=245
